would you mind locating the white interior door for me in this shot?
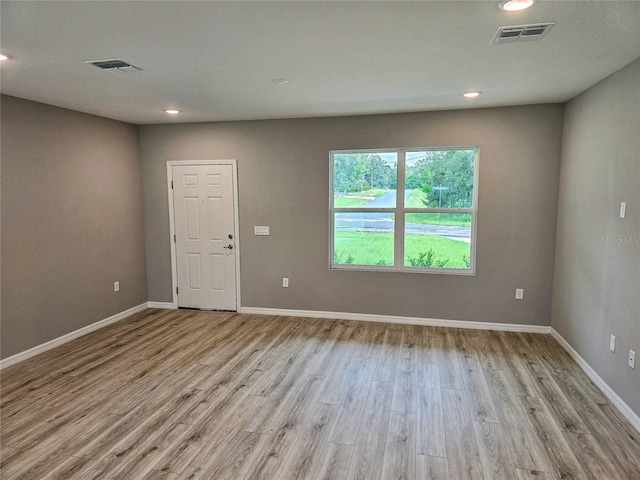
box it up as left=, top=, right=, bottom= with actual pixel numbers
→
left=172, top=163, right=237, bottom=310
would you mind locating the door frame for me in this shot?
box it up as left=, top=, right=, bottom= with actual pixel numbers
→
left=166, top=160, right=241, bottom=310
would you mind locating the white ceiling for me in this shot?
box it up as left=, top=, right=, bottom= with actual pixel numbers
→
left=1, top=1, right=639, bottom=125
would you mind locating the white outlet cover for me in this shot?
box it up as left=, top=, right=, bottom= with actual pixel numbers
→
left=609, top=335, right=616, bottom=352
left=515, top=288, right=524, bottom=300
left=114, top=281, right=120, bottom=292
left=282, top=277, right=289, bottom=287
left=629, top=350, right=636, bottom=369
left=620, top=202, right=626, bottom=219
left=254, top=226, right=270, bottom=236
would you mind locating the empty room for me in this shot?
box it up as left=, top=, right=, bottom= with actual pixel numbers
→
left=1, top=1, right=639, bottom=479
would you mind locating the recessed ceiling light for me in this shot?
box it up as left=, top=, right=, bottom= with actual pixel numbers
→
left=463, top=91, right=481, bottom=98
left=271, top=78, right=288, bottom=84
left=164, top=109, right=180, bottom=115
left=0, top=54, right=10, bottom=61
left=499, top=0, right=534, bottom=11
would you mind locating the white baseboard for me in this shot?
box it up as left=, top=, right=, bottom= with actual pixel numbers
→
left=238, top=306, right=551, bottom=334
left=0, top=303, right=148, bottom=370
left=147, top=301, right=177, bottom=309
left=551, top=328, right=640, bottom=433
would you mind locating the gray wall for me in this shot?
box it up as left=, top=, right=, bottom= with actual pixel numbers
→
left=1, top=95, right=148, bottom=359
left=140, top=104, right=564, bottom=326
left=551, top=58, right=640, bottom=415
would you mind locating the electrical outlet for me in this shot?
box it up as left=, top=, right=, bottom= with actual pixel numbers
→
left=609, top=335, right=616, bottom=352
left=254, top=226, right=270, bottom=236
left=114, top=281, right=120, bottom=292
left=629, top=350, right=635, bottom=369
left=620, top=202, right=626, bottom=219
left=282, top=277, right=289, bottom=288
left=515, top=288, right=524, bottom=300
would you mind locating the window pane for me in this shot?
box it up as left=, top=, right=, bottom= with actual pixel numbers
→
left=405, top=150, right=476, bottom=209
left=404, top=213, right=471, bottom=269
left=333, top=152, right=398, bottom=208
left=334, top=212, right=394, bottom=266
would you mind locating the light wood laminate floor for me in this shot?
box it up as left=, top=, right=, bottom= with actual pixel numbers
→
left=1, top=309, right=639, bottom=480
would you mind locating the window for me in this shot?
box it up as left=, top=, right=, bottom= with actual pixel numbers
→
left=330, top=147, right=478, bottom=274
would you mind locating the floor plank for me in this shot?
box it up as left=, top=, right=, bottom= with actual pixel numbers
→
left=274, top=403, right=340, bottom=480
left=442, top=388, right=484, bottom=480
left=484, top=367, right=552, bottom=473
left=238, top=375, right=328, bottom=480
left=520, top=396, right=589, bottom=479
left=514, top=469, right=556, bottom=480
left=416, top=362, right=445, bottom=458
left=472, top=420, right=513, bottom=480
left=345, top=381, right=393, bottom=480
left=416, top=454, right=449, bottom=480
left=310, top=442, right=354, bottom=480
left=327, top=358, right=376, bottom=446
left=391, top=356, right=418, bottom=414
left=381, top=411, right=416, bottom=480
left=438, top=329, right=465, bottom=390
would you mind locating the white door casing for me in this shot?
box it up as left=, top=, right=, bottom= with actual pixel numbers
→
left=168, top=161, right=239, bottom=310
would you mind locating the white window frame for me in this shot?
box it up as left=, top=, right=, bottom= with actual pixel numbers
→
left=329, top=147, right=479, bottom=275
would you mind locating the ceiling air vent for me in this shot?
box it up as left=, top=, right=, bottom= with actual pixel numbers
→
left=491, top=22, right=555, bottom=45
left=85, top=58, right=144, bottom=73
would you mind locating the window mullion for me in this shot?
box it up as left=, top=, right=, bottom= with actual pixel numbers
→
left=395, top=150, right=406, bottom=269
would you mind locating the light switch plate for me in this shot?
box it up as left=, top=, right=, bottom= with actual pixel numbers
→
left=609, top=335, right=616, bottom=352
left=515, top=288, right=524, bottom=300
left=620, top=202, right=626, bottom=219
left=254, top=226, right=270, bottom=236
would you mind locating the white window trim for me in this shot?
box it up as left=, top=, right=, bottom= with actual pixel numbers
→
left=329, top=147, right=479, bottom=275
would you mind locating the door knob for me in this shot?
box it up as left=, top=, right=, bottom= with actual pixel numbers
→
left=223, top=244, right=234, bottom=250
